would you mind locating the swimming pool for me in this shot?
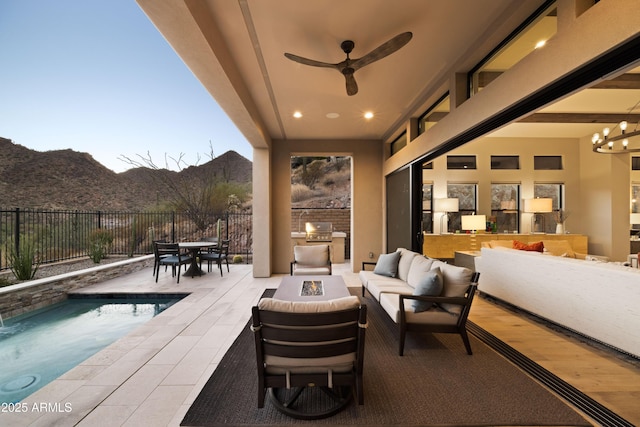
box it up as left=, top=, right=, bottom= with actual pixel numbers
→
left=0, top=295, right=185, bottom=403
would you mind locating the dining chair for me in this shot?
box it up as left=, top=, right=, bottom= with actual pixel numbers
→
left=155, top=242, right=192, bottom=283
left=152, top=239, right=169, bottom=276
left=199, top=239, right=230, bottom=276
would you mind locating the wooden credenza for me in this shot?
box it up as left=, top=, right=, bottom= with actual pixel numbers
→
left=422, top=233, right=588, bottom=259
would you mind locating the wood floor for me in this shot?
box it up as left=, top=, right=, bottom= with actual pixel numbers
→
left=468, top=292, right=640, bottom=426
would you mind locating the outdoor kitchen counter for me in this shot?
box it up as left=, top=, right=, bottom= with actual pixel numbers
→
left=290, top=232, right=346, bottom=263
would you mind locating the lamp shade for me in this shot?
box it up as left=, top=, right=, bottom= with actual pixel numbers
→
left=524, top=198, right=553, bottom=213
left=630, top=213, right=640, bottom=225
left=433, top=198, right=459, bottom=213
left=461, top=214, right=486, bottom=231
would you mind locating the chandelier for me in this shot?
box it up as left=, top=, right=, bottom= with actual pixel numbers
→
left=592, top=100, right=640, bottom=153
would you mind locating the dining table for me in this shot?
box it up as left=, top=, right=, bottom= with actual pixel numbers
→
left=178, top=241, right=218, bottom=277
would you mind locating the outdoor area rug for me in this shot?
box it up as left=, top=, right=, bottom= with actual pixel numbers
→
left=182, top=288, right=590, bottom=426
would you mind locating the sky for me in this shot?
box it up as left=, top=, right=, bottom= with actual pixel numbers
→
left=0, top=1, right=252, bottom=173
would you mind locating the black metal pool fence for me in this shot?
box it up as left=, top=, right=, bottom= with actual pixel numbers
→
left=0, top=208, right=253, bottom=270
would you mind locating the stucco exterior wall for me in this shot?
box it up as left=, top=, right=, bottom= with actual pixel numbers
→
left=271, top=139, right=383, bottom=274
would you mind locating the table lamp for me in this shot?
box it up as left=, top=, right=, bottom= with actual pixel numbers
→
left=434, top=198, right=458, bottom=234
left=461, top=214, right=486, bottom=250
left=524, top=198, right=553, bottom=233
left=461, top=214, right=486, bottom=233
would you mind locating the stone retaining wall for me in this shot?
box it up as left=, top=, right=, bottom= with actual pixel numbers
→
left=0, top=255, right=153, bottom=320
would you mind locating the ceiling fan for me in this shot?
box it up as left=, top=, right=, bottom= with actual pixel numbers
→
left=284, top=32, right=413, bottom=96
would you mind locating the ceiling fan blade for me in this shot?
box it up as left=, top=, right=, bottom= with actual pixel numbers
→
left=344, top=71, right=358, bottom=96
left=351, top=32, right=413, bottom=71
left=284, top=52, right=339, bottom=69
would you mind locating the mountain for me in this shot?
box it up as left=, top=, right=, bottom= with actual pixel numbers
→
left=0, top=137, right=252, bottom=210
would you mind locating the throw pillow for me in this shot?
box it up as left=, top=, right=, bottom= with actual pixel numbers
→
left=411, top=268, right=443, bottom=313
left=373, top=251, right=401, bottom=277
left=406, top=255, right=435, bottom=288
left=513, top=240, right=544, bottom=252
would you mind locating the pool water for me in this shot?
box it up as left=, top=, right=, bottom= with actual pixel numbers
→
left=0, top=296, right=183, bottom=403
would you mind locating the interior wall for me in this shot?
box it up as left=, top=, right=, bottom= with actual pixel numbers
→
left=424, top=136, right=582, bottom=232
left=271, top=139, right=383, bottom=274
left=578, top=137, right=630, bottom=260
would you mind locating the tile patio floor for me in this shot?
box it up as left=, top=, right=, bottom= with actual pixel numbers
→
left=3, top=261, right=638, bottom=426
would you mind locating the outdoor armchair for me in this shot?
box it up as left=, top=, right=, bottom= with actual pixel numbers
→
left=290, top=244, right=332, bottom=275
left=251, top=296, right=367, bottom=419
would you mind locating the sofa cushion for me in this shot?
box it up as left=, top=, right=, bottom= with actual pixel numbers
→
left=411, top=267, right=443, bottom=313
left=431, top=261, right=473, bottom=315
left=379, top=292, right=456, bottom=324
left=406, top=255, right=435, bottom=288
left=513, top=240, right=544, bottom=252
left=396, top=248, right=418, bottom=282
left=373, top=251, right=401, bottom=277
left=367, top=278, right=412, bottom=300
left=358, top=270, right=378, bottom=287
left=482, top=240, right=513, bottom=249
left=542, top=240, right=575, bottom=258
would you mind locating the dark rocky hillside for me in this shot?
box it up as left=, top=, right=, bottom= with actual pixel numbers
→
left=0, top=137, right=252, bottom=210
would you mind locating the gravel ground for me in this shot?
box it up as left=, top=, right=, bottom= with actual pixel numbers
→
left=1, top=257, right=131, bottom=284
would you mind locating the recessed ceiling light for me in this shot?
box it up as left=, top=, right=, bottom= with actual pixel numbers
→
left=293, top=111, right=303, bottom=118
left=534, top=40, right=546, bottom=49
left=364, top=111, right=374, bottom=119
left=326, top=112, right=340, bottom=119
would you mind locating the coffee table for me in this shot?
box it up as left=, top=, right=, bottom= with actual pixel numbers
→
left=273, top=275, right=350, bottom=301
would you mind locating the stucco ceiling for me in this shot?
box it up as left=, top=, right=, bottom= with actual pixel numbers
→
left=137, top=0, right=640, bottom=150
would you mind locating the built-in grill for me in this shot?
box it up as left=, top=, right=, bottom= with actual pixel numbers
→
left=305, top=222, right=333, bottom=242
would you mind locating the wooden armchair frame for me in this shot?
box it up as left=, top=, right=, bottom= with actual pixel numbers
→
left=398, top=272, right=480, bottom=356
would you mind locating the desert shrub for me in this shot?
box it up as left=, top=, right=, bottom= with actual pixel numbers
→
left=8, top=236, right=40, bottom=280
left=87, top=229, right=114, bottom=263
left=232, top=255, right=243, bottom=264
left=291, top=184, right=314, bottom=202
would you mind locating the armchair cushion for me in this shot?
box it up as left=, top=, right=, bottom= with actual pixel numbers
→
left=411, top=268, right=443, bottom=313
left=293, top=244, right=330, bottom=267
left=258, top=295, right=360, bottom=313
left=373, top=251, right=401, bottom=277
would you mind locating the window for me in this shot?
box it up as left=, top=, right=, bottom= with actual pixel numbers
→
left=447, top=155, right=476, bottom=170
left=491, top=155, right=519, bottom=169
left=632, top=184, right=640, bottom=214
left=422, top=184, right=433, bottom=234
left=534, top=156, right=563, bottom=170
left=469, top=1, right=557, bottom=95
left=447, top=183, right=477, bottom=232
left=632, top=157, right=640, bottom=170
left=534, top=183, right=564, bottom=233
left=491, top=184, right=520, bottom=233
left=417, top=93, right=450, bottom=135
left=390, top=131, right=407, bottom=155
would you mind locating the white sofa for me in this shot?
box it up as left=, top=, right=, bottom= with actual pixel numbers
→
left=476, top=247, right=640, bottom=358
left=359, top=248, right=478, bottom=355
